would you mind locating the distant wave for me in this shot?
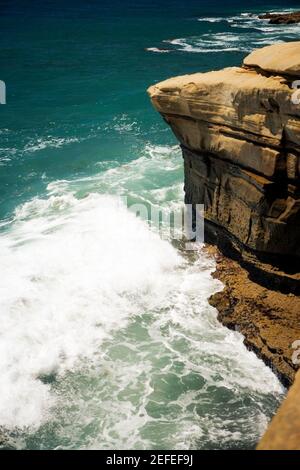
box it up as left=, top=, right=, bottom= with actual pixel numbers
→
left=163, top=37, right=248, bottom=53
left=145, top=47, right=171, bottom=53
left=0, top=156, right=12, bottom=166
left=197, top=17, right=225, bottom=23
left=162, top=9, right=300, bottom=54
left=24, top=136, right=79, bottom=153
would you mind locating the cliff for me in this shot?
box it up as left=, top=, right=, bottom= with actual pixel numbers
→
left=257, top=369, right=300, bottom=450
left=148, top=42, right=300, bottom=387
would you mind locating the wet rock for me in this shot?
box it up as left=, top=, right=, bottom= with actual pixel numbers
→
left=259, top=12, right=300, bottom=25
left=206, top=246, right=300, bottom=387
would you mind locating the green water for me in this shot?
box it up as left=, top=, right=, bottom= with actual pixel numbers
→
left=0, top=0, right=295, bottom=449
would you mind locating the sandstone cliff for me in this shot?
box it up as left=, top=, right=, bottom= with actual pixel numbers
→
left=148, top=42, right=300, bottom=387
left=148, top=43, right=300, bottom=274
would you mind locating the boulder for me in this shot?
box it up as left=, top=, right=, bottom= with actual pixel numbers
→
left=244, top=42, right=300, bottom=77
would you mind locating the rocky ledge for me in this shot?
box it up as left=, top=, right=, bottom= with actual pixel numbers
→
left=257, top=370, right=300, bottom=449
left=259, top=12, right=300, bottom=24
left=207, top=245, right=300, bottom=387
left=148, top=41, right=300, bottom=387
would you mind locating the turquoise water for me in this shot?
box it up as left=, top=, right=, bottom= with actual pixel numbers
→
left=0, top=0, right=298, bottom=449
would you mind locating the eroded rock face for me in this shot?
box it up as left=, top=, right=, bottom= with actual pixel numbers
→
left=183, top=148, right=300, bottom=261
left=148, top=42, right=300, bottom=284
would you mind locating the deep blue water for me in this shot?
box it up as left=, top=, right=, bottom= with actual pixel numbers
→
left=0, top=0, right=298, bottom=450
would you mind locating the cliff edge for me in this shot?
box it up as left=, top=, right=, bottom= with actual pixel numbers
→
left=148, top=42, right=300, bottom=387
left=257, top=369, right=300, bottom=449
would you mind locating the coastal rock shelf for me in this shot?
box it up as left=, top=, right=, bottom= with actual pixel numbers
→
left=148, top=42, right=300, bottom=287
left=148, top=42, right=300, bottom=390
left=259, top=11, right=300, bottom=25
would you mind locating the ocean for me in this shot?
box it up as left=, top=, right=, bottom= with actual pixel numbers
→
left=0, top=0, right=298, bottom=450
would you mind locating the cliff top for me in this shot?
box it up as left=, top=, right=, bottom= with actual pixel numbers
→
left=148, top=66, right=287, bottom=97
left=244, top=41, right=300, bottom=77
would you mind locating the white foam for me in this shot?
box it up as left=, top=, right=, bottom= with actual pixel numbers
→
left=145, top=47, right=170, bottom=54
left=0, top=144, right=284, bottom=448
left=164, top=37, right=248, bottom=53
left=0, top=156, right=11, bottom=165
left=165, top=10, right=300, bottom=55
left=24, top=136, right=79, bottom=153
left=45, top=243, right=283, bottom=450
left=0, top=190, right=185, bottom=428
left=197, top=17, right=224, bottom=23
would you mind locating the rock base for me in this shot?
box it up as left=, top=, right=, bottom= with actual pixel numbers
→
left=207, top=245, right=300, bottom=387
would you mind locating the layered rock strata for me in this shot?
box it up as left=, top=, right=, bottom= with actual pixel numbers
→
left=148, top=42, right=300, bottom=294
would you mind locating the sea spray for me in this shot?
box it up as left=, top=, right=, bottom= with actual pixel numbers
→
left=0, top=156, right=284, bottom=449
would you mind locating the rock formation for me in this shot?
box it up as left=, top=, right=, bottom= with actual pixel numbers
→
left=257, top=369, right=300, bottom=450
left=148, top=42, right=300, bottom=387
left=148, top=42, right=300, bottom=291
left=259, top=11, right=300, bottom=25
left=244, top=41, right=300, bottom=77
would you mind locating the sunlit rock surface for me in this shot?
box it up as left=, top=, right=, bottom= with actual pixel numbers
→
left=148, top=43, right=300, bottom=268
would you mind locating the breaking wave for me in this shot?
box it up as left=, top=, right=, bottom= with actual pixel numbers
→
left=158, top=9, right=300, bottom=54
left=0, top=144, right=284, bottom=449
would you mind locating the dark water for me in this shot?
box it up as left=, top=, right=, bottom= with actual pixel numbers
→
left=0, top=0, right=297, bottom=449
